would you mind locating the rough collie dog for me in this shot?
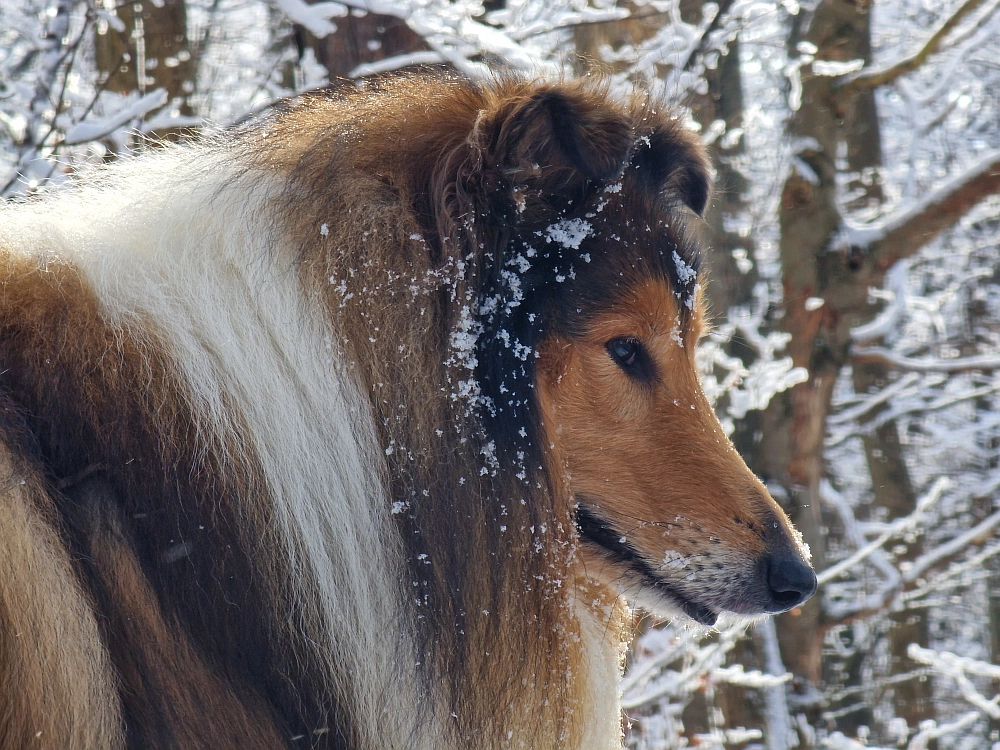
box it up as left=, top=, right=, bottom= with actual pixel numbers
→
left=0, top=76, right=815, bottom=749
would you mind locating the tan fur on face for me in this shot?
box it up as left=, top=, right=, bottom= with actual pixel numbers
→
left=538, top=280, right=803, bottom=619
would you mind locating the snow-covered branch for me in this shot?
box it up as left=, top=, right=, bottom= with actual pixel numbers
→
left=2, top=0, right=76, bottom=195
left=271, top=0, right=346, bottom=38
left=622, top=621, right=747, bottom=710
left=827, top=373, right=921, bottom=428
left=824, top=710, right=980, bottom=750
left=63, top=88, right=169, bottom=145
left=908, top=645, right=1000, bottom=718
left=818, top=478, right=947, bottom=589
left=841, top=150, right=1000, bottom=258
left=904, top=711, right=982, bottom=750
left=851, top=347, right=1000, bottom=373
left=349, top=51, right=444, bottom=77
left=901, top=509, right=1000, bottom=583
left=838, top=0, right=995, bottom=91
left=850, top=260, right=910, bottom=343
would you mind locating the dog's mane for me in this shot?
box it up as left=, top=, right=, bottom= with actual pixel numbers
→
left=249, top=74, right=711, bottom=744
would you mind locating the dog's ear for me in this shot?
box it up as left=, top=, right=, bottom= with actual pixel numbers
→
left=631, top=123, right=712, bottom=217
left=422, top=83, right=634, bottom=265
left=478, top=84, right=633, bottom=207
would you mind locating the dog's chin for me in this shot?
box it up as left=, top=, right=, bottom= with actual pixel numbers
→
left=579, top=544, right=774, bottom=629
left=574, top=504, right=724, bottom=627
left=628, top=583, right=720, bottom=627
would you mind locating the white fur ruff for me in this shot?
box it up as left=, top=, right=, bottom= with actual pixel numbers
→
left=0, top=146, right=433, bottom=748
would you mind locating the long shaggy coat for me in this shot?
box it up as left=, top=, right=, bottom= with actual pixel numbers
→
left=0, top=75, right=814, bottom=749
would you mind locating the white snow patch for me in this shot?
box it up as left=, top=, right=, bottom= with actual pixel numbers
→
left=811, top=58, right=864, bottom=76
left=661, top=550, right=691, bottom=570
left=64, top=88, right=169, bottom=145
left=545, top=218, right=592, bottom=250
left=804, top=296, right=824, bottom=311
left=672, top=250, right=697, bottom=286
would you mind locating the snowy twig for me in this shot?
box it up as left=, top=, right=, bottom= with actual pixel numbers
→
left=3, top=0, right=75, bottom=195
left=271, top=0, right=346, bottom=38
left=818, top=480, right=905, bottom=619
left=827, top=373, right=921, bottom=427
left=350, top=51, right=445, bottom=77
left=620, top=625, right=703, bottom=696
left=908, top=644, right=1000, bottom=680
left=63, top=88, right=169, bottom=145
left=506, top=6, right=631, bottom=41
left=908, top=645, right=1000, bottom=718
left=622, top=622, right=746, bottom=709
left=823, top=709, right=979, bottom=749
left=850, top=260, right=910, bottom=343
left=865, top=381, right=1000, bottom=434
left=18, top=0, right=73, bottom=155
left=905, top=711, right=981, bottom=750
left=817, top=478, right=947, bottom=587
left=904, top=541, right=1000, bottom=602
left=711, top=663, right=790, bottom=688
left=901, top=509, right=1000, bottom=583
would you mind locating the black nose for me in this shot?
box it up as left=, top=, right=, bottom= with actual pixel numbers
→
left=766, top=554, right=817, bottom=613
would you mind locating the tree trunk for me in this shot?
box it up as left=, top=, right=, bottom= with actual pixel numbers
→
left=94, top=0, right=193, bottom=139
left=306, top=12, right=427, bottom=81
left=839, top=6, right=932, bottom=740
left=852, top=361, right=932, bottom=741
left=761, top=0, right=896, bottom=741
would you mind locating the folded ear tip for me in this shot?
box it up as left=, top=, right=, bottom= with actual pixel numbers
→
left=631, top=122, right=713, bottom=217
left=564, top=125, right=633, bottom=182
left=490, top=83, right=633, bottom=187
left=686, top=163, right=712, bottom=216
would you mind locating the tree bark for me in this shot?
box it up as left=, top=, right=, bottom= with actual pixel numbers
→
left=305, top=12, right=427, bottom=81
left=851, top=359, right=932, bottom=741
left=94, top=0, right=194, bottom=139
left=839, top=7, right=932, bottom=740
left=762, top=0, right=888, bottom=741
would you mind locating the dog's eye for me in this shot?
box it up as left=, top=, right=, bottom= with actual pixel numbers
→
left=608, top=338, right=639, bottom=367
left=606, top=337, right=656, bottom=382
left=606, top=337, right=656, bottom=383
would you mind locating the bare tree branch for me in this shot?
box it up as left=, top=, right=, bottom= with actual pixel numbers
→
left=852, top=347, right=1000, bottom=373
left=2, top=0, right=75, bottom=196
left=902, top=509, right=1000, bottom=583
left=839, top=150, right=1000, bottom=271
left=838, top=0, right=995, bottom=91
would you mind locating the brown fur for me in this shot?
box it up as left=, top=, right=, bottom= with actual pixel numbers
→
left=0, top=74, right=812, bottom=749
left=0, top=233, right=335, bottom=746
left=0, top=430, right=122, bottom=749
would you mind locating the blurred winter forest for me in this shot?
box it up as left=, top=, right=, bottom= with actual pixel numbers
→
left=3, top=0, right=1000, bottom=746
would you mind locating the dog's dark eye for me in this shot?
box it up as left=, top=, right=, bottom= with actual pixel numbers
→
left=606, top=337, right=656, bottom=383
left=608, top=338, right=639, bottom=368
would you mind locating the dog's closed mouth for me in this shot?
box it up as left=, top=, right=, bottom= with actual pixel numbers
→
left=574, top=502, right=719, bottom=627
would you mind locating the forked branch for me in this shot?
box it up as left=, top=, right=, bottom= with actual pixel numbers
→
left=838, top=0, right=994, bottom=91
